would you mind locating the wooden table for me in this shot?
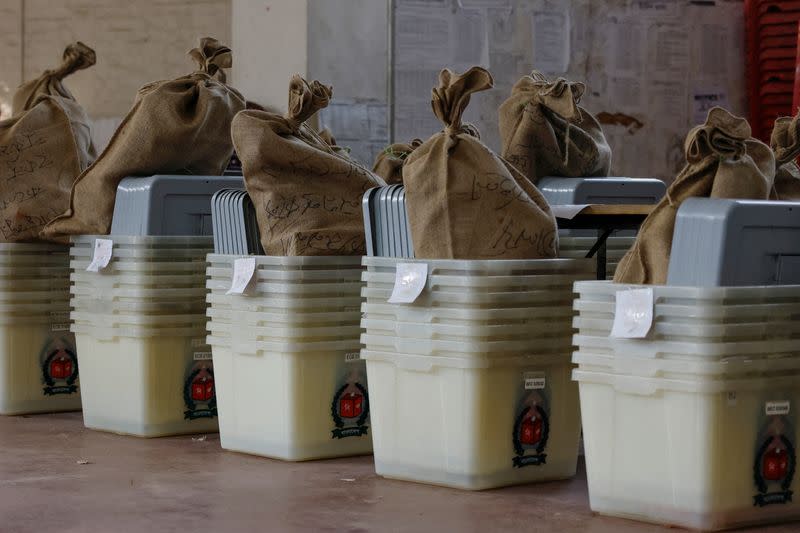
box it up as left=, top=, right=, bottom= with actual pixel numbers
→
left=554, top=204, right=655, bottom=280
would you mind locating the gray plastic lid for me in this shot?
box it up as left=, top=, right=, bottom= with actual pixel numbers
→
left=363, top=185, right=414, bottom=258
left=538, top=177, right=666, bottom=205
left=667, top=198, right=800, bottom=287
left=110, top=175, right=244, bottom=236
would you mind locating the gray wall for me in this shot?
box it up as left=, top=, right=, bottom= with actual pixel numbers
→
left=307, top=0, right=390, bottom=166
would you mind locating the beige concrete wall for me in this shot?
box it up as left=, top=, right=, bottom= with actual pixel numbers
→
left=232, top=0, right=308, bottom=111
left=0, top=0, right=23, bottom=118
left=2, top=0, right=361, bottom=122
left=0, top=0, right=231, bottom=122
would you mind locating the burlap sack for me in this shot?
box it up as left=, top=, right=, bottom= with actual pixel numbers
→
left=12, top=42, right=96, bottom=116
left=0, top=96, right=94, bottom=242
left=42, top=37, right=245, bottom=242
left=403, top=66, right=558, bottom=260
left=614, top=107, right=775, bottom=285
left=232, top=75, right=385, bottom=256
left=318, top=128, right=337, bottom=147
left=0, top=42, right=97, bottom=242
left=499, top=71, right=611, bottom=184
left=372, top=139, right=422, bottom=185
left=769, top=114, right=800, bottom=200
left=318, top=127, right=353, bottom=159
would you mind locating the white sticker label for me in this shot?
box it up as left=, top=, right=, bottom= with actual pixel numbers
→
left=191, top=338, right=207, bottom=348
left=51, top=323, right=70, bottom=332
left=525, top=377, right=546, bottom=390
left=727, top=392, right=737, bottom=407
left=193, top=352, right=213, bottom=361
left=227, top=257, right=256, bottom=295
left=766, top=401, right=790, bottom=416
left=610, top=288, right=654, bottom=339
left=388, top=263, right=428, bottom=304
left=86, top=239, right=113, bottom=272
left=345, top=352, right=360, bottom=363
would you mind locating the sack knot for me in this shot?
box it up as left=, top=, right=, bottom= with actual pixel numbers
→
left=284, top=75, right=332, bottom=130
left=52, top=42, right=96, bottom=80
left=528, top=71, right=584, bottom=122
left=188, top=37, right=233, bottom=83
left=432, top=67, right=493, bottom=132
left=686, top=107, right=750, bottom=163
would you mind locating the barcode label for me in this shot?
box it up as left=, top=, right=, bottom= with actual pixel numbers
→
left=193, top=352, right=213, bottom=361
left=766, top=401, right=790, bottom=416
left=51, top=323, right=70, bottom=332
left=524, top=377, right=546, bottom=390
left=345, top=352, right=360, bottom=363
left=191, top=338, right=206, bottom=348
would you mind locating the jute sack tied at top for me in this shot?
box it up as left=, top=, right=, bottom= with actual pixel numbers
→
left=499, top=71, right=611, bottom=184
left=372, top=139, right=422, bottom=185
left=13, top=42, right=96, bottom=116
left=403, top=66, right=558, bottom=260
left=769, top=114, right=800, bottom=200
left=0, top=42, right=97, bottom=242
left=318, top=127, right=353, bottom=159
left=0, top=97, right=95, bottom=242
left=42, top=37, right=245, bottom=242
left=232, top=75, right=386, bottom=256
left=614, top=107, right=775, bottom=285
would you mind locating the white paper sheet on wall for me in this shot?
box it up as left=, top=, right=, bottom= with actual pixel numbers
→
left=459, top=0, right=511, bottom=8
left=531, top=10, right=571, bottom=75
left=391, top=0, right=746, bottom=182
left=633, top=0, right=681, bottom=18
left=692, top=90, right=729, bottom=125
left=612, top=20, right=644, bottom=75
left=397, top=0, right=448, bottom=5
left=697, top=25, right=728, bottom=76
left=393, top=0, right=594, bottom=154
left=648, top=25, right=690, bottom=76
left=579, top=0, right=745, bottom=182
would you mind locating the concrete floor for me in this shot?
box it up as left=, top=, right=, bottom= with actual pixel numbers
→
left=0, top=413, right=797, bottom=533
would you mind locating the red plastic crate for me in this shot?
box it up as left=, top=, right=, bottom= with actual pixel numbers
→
left=759, top=11, right=800, bottom=27
left=746, top=0, right=800, bottom=140
left=762, top=104, right=793, bottom=115
left=760, top=58, right=794, bottom=71
left=760, top=47, right=797, bottom=61
left=794, top=20, right=800, bottom=114
left=762, top=95, right=793, bottom=106
left=760, top=81, right=794, bottom=95
left=761, top=70, right=794, bottom=84
left=762, top=35, right=798, bottom=48
left=757, top=1, right=800, bottom=16
left=760, top=23, right=800, bottom=37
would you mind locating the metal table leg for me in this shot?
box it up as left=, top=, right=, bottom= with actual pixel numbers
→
left=586, top=228, right=613, bottom=280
